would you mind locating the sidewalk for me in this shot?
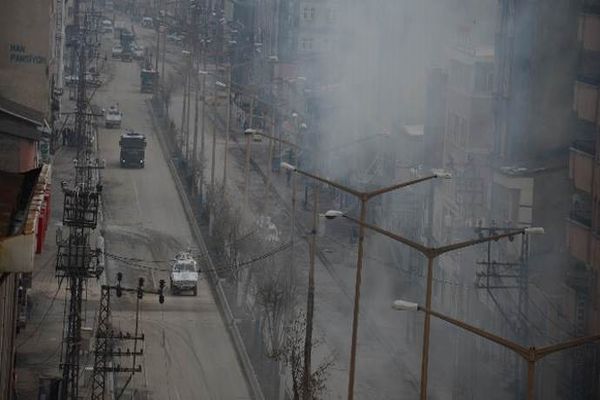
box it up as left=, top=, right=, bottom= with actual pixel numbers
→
left=14, top=145, right=102, bottom=399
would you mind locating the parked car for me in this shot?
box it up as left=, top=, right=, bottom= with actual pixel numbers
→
left=111, top=45, right=123, bottom=58
left=102, top=19, right=113, bottom=34
left=65, top=75, right=78, bottom=86
left=167, top=33, right=184, bottom=44
left=85, top=73, right=102, bottom=88
left=132, top=44, right=144, bottom=60
left=120, top=49, right=133, bottom=62
left=141, top=17, right=153, bottom=28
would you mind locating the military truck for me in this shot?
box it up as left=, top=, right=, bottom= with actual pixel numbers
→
left=119, top=131, right=146, bottom=168
left=140, top=69, right=158, bottom=93
left=169, top=251, right=199, bottom=295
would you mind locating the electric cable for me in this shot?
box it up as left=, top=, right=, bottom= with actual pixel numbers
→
left=17, top=277, right=65, bottom=349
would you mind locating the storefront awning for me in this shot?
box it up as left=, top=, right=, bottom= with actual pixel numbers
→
left=0, top=164, right=51, bottom=272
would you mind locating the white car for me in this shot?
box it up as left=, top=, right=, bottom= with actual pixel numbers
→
left=141, top=17, right=153, bottom=28
left=101, top=19, right=113, bottom=34
left=167, top=33, right=184, bottom=44
left=132, top=44, right=144, bottom=60
left=111, top=45, right=122, bottom=58
left=104, top=105, right=122, bottom=128
left=64, top=75, right=78, bottom=86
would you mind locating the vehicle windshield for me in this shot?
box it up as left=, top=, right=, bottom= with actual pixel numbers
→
left=173, top=261, right=196, bottom=273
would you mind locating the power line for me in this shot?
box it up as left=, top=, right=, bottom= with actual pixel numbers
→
left=17, top=277, right=65, bottom=349
left=102, top=242, right=292, bottom=276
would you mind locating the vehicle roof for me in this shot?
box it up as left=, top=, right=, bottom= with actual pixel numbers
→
left=121, top=132, right=145, bottom=139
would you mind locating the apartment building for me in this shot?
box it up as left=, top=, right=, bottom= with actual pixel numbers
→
left=0, top=1, right=55, bottom=398
left=566, top=1, right=600, bottom=397
left=431, top=44, right=495, bottom=245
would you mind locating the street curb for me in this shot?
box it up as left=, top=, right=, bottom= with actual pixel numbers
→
left=145, top=98, right=265, bottom=400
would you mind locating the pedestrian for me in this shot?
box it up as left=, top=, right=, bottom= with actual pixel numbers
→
left=62, top=128, right=67, bottom=146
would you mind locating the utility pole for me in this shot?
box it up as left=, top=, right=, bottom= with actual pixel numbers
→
left=185, top=61, right=192, bottom=166
left=474, top=222, right=530, bottom=399
left=155, top=2, right=161, bottom=72
left=181, top=64, right=188, bottom=157
left=303, top=185, right=319, bottom=399
left=191, top=1, right=201, bottom=194
left=57, top=4, right=106, bottom=399
left=90, top=272, right=165, bottom=400
left=198, top=2, right=209, bottom=205
left=222, top=64, right=231, bottom=188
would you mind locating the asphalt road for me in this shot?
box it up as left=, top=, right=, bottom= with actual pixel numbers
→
left=94, top=34, right=251, bottom=400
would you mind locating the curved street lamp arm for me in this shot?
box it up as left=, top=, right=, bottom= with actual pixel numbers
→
left=293, top=169, right=363, bottom=198
left=255, top=131, right=301, bottom=149
left=535, top=334, right=600, bottom=360
left=366, top=175, right=439, bottom=199
left=433, top=230, right=526, bottom=257
left=423, top=306, right=529, bottom=358
left=341, top=214, right=430, bottom=255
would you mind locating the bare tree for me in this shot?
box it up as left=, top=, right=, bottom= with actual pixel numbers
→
left=256, top=267, right=289, bottom=357
left=272, top=312, right=334, bottom=400
left=161, top=72, right=177, bottom=118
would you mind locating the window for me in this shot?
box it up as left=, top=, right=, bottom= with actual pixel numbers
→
left=301, top=38, right=314, bottom=50
left=474, top=63, right=494, bottom=92
left=326, top=8, right=335, bottom=21
left=303, top=6, right=315, bottom=20
left=447, top=113, right=468, bottom=146
left=574, top=81, right=599, bottom=123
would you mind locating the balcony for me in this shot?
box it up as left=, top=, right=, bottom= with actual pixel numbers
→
left=579, top=11, right=600, bottom=53
left=574, top=79, right=600, bottom=123
left=569, top=141, right=596, bottom=193
left=567, top=210, right=600, bottom=268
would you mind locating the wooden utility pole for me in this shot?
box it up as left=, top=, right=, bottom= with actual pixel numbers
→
left=222, top=64, right=232, bottom=188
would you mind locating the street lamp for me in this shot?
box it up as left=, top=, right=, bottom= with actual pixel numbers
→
left=284, top=165, right=451, bottom=400
left=392, top=300, right=600, bottom=400
left=325, top=210, right=544, bottom=400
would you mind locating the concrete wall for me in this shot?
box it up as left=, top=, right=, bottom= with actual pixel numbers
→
left=0, top=0, right=52, bottom=116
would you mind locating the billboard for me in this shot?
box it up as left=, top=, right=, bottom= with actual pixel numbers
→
left=0, top=0, right=51, bottom=116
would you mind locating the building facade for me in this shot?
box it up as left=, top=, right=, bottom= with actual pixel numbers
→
left=566, top=1, right=600, bottom=397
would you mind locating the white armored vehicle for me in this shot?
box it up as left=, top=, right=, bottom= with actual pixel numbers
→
left=169, top=251, right=199, bottom=295
left=104, top=104, right=122, bottom=128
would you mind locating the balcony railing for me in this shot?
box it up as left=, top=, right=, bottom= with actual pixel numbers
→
left=574, top=79, right=599, bottom=123
left=569, top=145, right=596, bottom=193
left=583, top=1, right=600, bottom=15
left=570, top=209, right=592, bottom=228
left=568, top=218, right=592, bottom=265
left=572, top=139, right=597, bottom=156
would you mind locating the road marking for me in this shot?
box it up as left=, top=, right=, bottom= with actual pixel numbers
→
left=130, top=170, right=144, bottom=218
